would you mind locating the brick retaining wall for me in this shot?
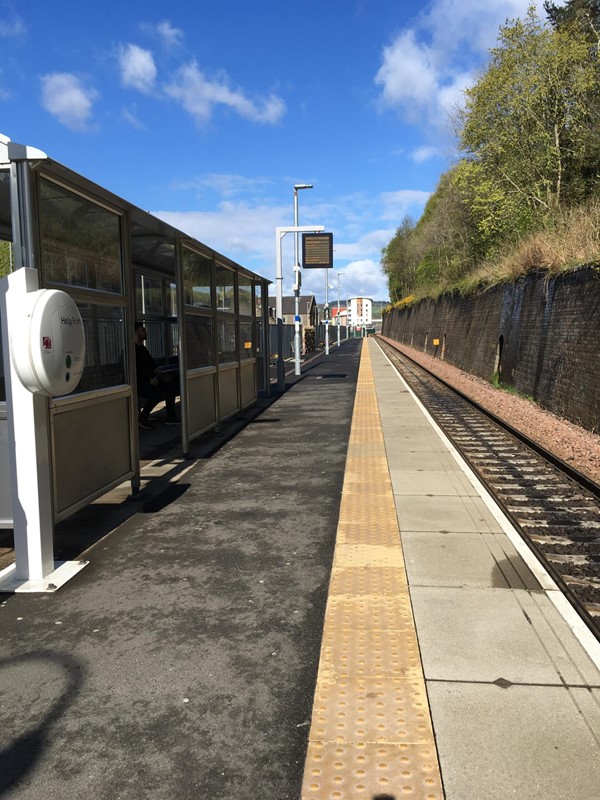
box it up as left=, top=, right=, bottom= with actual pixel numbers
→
left=382, top=267, right=600, bottom=432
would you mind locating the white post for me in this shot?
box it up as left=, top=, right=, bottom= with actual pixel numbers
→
left=293, top=184, right=312, bottom=376
left=324, top=270, right=330, bottom=355
left=293, top=189, right=301, bottom=375
left=337, top=271, right=344, bottom=348
left=275, top=229, right=285, bottom=392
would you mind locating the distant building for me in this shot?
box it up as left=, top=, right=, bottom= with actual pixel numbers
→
left=268, top=295, right=318, bottom=328
left=348, top=297, right=373, bottom=328
left=331, top=306, right=347, bottom=320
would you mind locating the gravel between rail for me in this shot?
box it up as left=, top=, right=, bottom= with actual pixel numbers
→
left=379, top=336, right=600, bottom=486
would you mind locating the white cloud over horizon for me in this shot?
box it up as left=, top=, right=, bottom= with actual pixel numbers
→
left=151, top=186, right=425, bottom=300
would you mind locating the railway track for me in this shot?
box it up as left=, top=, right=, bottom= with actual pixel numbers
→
left=377, top=337, right=600, bottom=640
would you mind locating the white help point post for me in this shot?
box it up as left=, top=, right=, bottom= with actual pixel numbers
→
left=0, top=267, right=88, bottom=592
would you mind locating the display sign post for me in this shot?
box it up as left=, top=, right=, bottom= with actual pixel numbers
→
left=275, top=225, right=324, bottom=392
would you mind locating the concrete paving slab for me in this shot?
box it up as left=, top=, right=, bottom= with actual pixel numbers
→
left=379, top=416, right=431, bottom=428
left=389, top=469, right=478, bottom=497
left=377, top=400, right=416, bottom=409
left=410, top=586, right=569, bottom=683
left=519, top=591, right=600, bottom=686
left=387, top=450, right=459, bottom=472
left=579, top=688, right=600, bottom=739
left=394, top=495, right=502, bottom=533
left=428, top=682, right=600, bottom=800
left=401, top=532, right=513, bottom=589
left=383, top=429, right=449, bottom=453
left=480, top=530, right=542, bottom=590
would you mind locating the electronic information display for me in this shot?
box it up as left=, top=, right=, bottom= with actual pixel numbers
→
left=302, top=232, right=333, bottom=269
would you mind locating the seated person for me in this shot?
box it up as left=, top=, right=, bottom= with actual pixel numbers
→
left=134, top=321, right=178, bottom=428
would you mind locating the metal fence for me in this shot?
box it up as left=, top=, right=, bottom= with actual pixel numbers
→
left=268, top=324, right=348, bottom=362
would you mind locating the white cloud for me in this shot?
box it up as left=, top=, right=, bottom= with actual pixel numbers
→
left=140, top=20, right=184, bottom=49
left=333, top=229, right=395, bottom=261
left=118, top=44, right=157, bottom=93
left=172, top=173, right=271, bottom=198
left=151, top=189, right=417, bottom=302
left=0, top=69, right=9, bottom=100
left=380, top=189, right=431, bottom=221
left=154, top=201, right=394, bottom=300
left=157, top=20, right=183, bottom=49
left=153, top=200, right=288, bottom=264
left=41, top=73, right=97, bottom=131
left=411, top=145, right=441, bottom=163
left=339, top=259, right=388, bottom=298
left=0, top=14, right=25, bottom=38
left=121, top=106, right=145, bottom=129
left=376, top=30, right=439, bottom=117
left=375, top=0, right=547, bottom=129
left=422, top=0, right=546, bottom=56
left=165, top=61, right=286, bottom=125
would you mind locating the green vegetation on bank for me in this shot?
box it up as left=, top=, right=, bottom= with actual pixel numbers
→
left=382, top=2, right=600, bottom=306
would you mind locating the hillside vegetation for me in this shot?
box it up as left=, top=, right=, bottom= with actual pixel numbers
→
left=382, top=1, right=600, bottom=305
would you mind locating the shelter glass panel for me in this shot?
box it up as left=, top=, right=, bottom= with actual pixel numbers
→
left=218, top=319, right=237, bottom=363
left=168, top=319, right=179, bottom=359
left=238, top=274, right=253, bottom=316
left=254, top=320, right=264, bottom=357
left=38, top=178, right=122, bottom=293
left=216, top=264, right=234, bottom=313
left=185, top=314, right=214, bottom=369
left=167, top=281, right=177, bottom=316
left=254, top=283, right=262, bottom=317
left=0, top=171, right=11, bottom=240
left=239, top=321, right=253, bottom=360
left=183, top=248, right=212, bottom=308
left=143, top=318, right=168, bottom=361
left=135, top=273, right=163, bottom=317
left=75, top=304, right=126, bottom=394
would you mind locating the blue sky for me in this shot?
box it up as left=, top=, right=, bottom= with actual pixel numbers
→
left=1, top=0, right=546, bottom=302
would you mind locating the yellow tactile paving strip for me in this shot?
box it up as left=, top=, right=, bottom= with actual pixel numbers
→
left=301, top=340, right=444, bottom=800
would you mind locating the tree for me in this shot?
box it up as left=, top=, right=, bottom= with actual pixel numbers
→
left=409, top=169, right=478, bottom=289
left=381, top=216, right=417, bottom=301
left=381, top=5, right=600, bottom=296
left=459, top=7, right=600, bottom=254
left=544, top=0, right=600, bottom=33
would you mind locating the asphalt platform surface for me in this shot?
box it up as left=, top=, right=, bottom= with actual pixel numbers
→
left=0, top=339, right=362, bottom=799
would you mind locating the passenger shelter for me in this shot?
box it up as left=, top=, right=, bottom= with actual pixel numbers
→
left=0, top=134, right=270, bottom=530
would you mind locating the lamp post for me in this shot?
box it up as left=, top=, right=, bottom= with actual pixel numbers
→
left=293, top=184, right=313, bottom=375
left=337, top=272, right=345, bottom=347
